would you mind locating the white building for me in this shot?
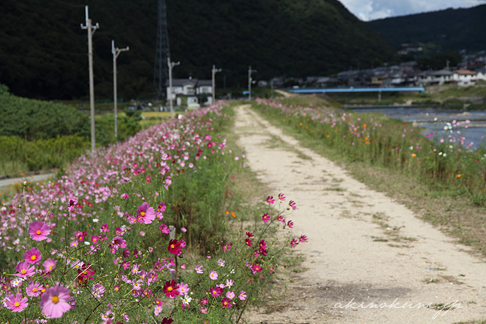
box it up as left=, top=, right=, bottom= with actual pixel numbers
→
left=166, top=78, right=214, bottom=106
left=452, top=70, right=477, bottom=86
left=415, top=70, right=453, bottom=85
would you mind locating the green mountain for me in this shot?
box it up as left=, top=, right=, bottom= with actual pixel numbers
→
left=367, top=5, right=486, bottom=52
left=0, top=0, right=394, bottom=100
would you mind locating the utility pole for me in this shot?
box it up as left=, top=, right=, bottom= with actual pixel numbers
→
left=212, top=65, right=222, bottom=105
left=112, top=40, right=129, bottom=140
left=168, top=57, right=180, bottom=119
left=81, top=6, right=99, bottom=153
left=248, top=66, right=257, bottom=101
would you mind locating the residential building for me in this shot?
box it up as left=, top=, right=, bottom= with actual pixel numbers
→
left=415, top=70, right=453, bottom=85
left=165, top=78, right=214, bottom=106
left=452, top=70, right=477, bottom=86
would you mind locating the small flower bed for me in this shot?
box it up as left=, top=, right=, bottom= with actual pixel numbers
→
left=0, top=102, right=307, bottom=323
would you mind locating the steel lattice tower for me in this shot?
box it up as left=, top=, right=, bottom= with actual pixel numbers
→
left=154, top=0, right=170, bottom=100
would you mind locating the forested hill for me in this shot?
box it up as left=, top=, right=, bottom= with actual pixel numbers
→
left=367, top=5, right=486, bottom=52
left=0, top=0, right=394, bottom=100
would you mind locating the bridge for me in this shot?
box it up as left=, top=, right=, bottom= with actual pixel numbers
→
left=287, top=87, right=425, bottom=94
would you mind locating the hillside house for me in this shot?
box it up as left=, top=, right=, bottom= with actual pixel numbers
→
left=416, top=70, right=453, bottom=85
left=452, top=70, right=477, bottom=86
left=166, top=78, right=214, bottom=106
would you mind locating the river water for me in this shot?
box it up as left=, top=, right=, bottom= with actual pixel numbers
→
left=351, top=107, right=486, bottom=150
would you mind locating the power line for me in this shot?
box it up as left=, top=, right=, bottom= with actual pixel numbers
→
left=50, top=0, right=85, bottom=8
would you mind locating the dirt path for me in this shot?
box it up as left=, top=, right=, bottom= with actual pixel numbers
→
left=234, top=104, right=486, bottom=324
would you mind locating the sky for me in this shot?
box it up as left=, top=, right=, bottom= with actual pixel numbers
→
left=339, top=0, right=486, bottom=21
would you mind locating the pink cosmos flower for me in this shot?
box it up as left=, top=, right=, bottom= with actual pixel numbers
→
left=121, top=193, right=129, bottom=200
left=91, top=235, right=100, bottom=244
left=40, top=286, right=72, bottom=318
left=277, top=215, right=285, bottom=223
left=287, top=220, right=294, bottom=229
left=15, top=261, right=35, bottom=278
left=210, top=287, right=223, bottom=297
left=200, top=307, right=208, bottom=314
left=136, top=202, right=155, bottom=224
left=221, top=297, right=232, bottom=308
left=238, top=290, right=247, bottom=301
left=266, top=196, right=275, bottom=204
left=194, top=265, right=203, bottom=274
left=159, top=224, right=170, bottom=234
left=209, top=270, right=218, bottom=280
left=289, top=200, right=297, bottom=210
left=26, top=282, right=43, bottom=297
left=28, top=221, right=51, bottom=241
left=100, top=224, right=109, bottom=232
left=262, top=213, right=270, bottom=222
left=299, top=235, right=308, bottom=243
left=290, top=239, right=299, bottom=247
left=43, top=258, right=57, bottom=272
left=222, top=243, right=232, bottom=251
left=5, top=293, right=28, bottom=312
left=226, top=291, right=235, bottom=299
left=177, top=282, right=189, bottom=295
left=24, top=247, right=42, bottom=264
left=278, top=193, right=286, bottom=201
left=201, top=298, right=208, bottom=305
left=252, top=264, right=262, bottom=273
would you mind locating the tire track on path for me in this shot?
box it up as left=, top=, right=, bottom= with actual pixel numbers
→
left=234, top=104, right=486, bottom=324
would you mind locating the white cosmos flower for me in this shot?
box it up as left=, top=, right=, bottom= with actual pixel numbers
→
left=182, top=295, right=192, bottom=304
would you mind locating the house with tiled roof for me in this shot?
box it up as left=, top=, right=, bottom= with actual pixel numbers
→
left=452, top=70, right=477, bottom=86
left=165, top=78, right=214, bottom=106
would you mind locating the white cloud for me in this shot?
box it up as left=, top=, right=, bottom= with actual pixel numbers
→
left=338, top=0, right=484, bottom=21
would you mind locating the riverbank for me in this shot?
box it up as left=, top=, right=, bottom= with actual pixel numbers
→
left=251, top=95, right=486, bottom=258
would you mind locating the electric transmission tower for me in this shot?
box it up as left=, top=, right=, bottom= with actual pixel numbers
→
left=154, top=0, right=170, bottom=100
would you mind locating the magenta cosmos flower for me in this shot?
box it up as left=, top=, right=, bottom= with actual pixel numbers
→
left=28, top=221, right=51, bottom=241
left=266, top=196, right=275, bottom=204
left=40, top=286, right=72, bottom=318
left=262, top=213, right=270, bottom=223
left=278, top=193, right=286, bottom=201
left=136, top=202, right=155, bottom=224
left=24, top=247, right=42, bottom=264
left=221, top=297, right=232, bottom=308
left=15, top=261, right=35, bottom=278
left=5, top=293, right=28, bottom=312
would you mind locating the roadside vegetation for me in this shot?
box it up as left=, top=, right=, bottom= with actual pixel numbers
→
left=0, top=102, right=306, bottom=323
left=0, top=85, right=147, bottom=176
left=252, top=95, right=486, bottom=256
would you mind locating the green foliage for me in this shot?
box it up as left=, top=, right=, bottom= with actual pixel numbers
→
left=418, top=50, right=462, bottom=70
left=368, top=5, right=486, bottom=52
left=0, top=0, right=394, bottom=100
left=0, top=135, right=89, bottom=173
left=0, top=87, right=88, bottom=140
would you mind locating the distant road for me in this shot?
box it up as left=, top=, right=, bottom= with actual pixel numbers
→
left=0, top=173, right=56, bottom=188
